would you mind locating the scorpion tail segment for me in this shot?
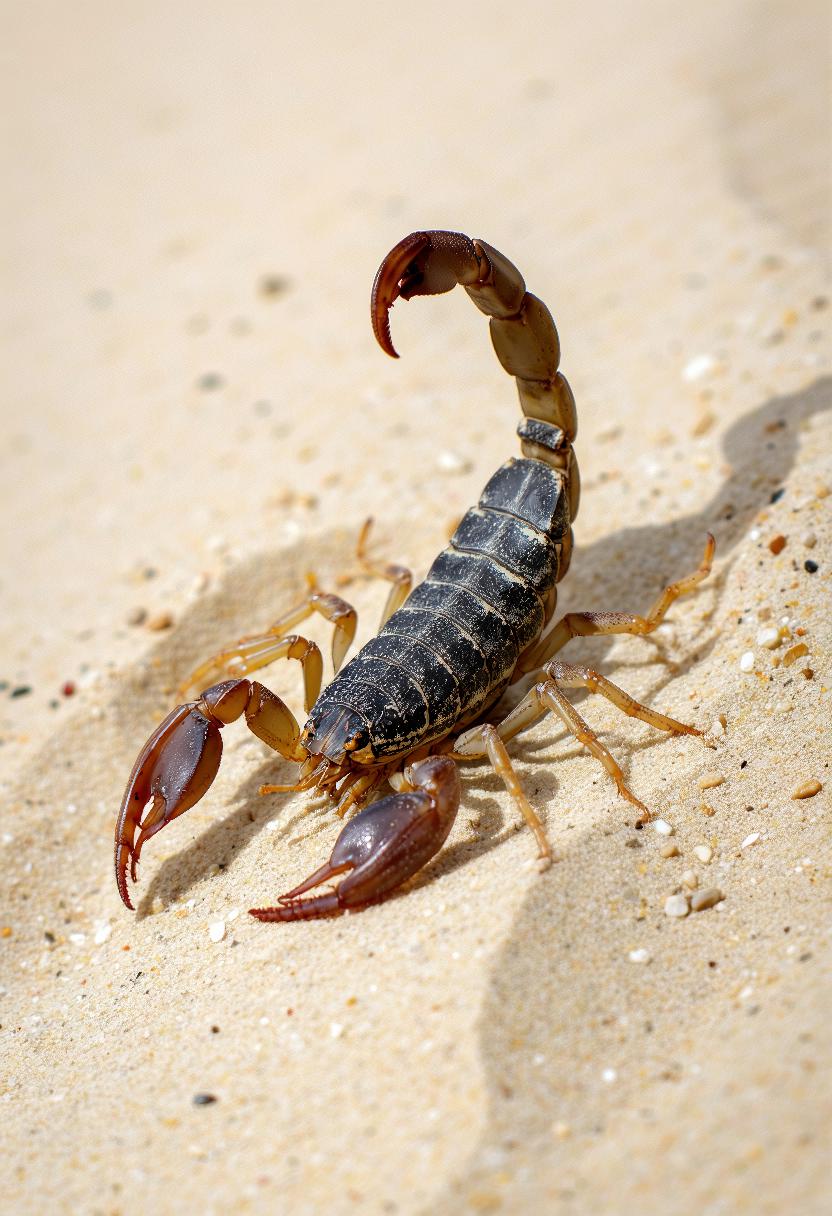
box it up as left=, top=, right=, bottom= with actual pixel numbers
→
left=115, top=679, right=305, bottom=910
left=371, top=230, right=482, bottom=357
left=249, top=755, right=461, bottom=922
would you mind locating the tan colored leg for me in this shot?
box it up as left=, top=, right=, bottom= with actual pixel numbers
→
left=456, top=659, right=698, bottom=826
left=482, top=725, right=551, bottom=862
left=337, top=517, right=413, bottom=628
left=179, top=588, right=358, bottom=704
left=516, top=534, right=714, bottom=675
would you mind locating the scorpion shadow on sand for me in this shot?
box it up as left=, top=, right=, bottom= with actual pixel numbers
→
left=126, top=377, right=829, bottom=920
left=421, top=374, right=831, bottom=1214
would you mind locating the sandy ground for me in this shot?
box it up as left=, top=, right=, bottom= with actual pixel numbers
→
left=2, top=3, right=830, bottom=1213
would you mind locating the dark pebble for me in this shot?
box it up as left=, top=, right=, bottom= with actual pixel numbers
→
left=10, top=686, right=32, bottom=699
left=259, top=274, right=291, bottom=298
left=804, top=560, right=819, bottom=573
left=197, top=372, right=224, bottom=391
left=769, top=487, right=785, bottom=503
left=192, top=1092, right=218, bottom=1106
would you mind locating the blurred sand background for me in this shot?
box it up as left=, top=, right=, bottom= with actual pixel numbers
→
left=1, top=2, right=830, bottom=1213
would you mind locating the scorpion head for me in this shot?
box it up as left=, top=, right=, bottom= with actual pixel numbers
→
left=301, top=702, right=374, bottom=769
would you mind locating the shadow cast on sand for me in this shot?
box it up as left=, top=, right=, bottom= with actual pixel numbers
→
left=423, top=374, right=831, bottom=1213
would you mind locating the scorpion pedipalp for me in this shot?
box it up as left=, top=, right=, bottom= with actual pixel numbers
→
left=250, top=755, right=461, bottom=921
left=115, top=679, right=304, bottom=909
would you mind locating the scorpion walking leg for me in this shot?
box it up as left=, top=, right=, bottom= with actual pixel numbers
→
left=449, top=723, right=551, bottom=860
left=459, top=661, right=699, bottom=828
left=179, top=588, right=358, bottom=703
left=515, top=534, right=715, bottom=675
left=250, top=756, right=461, bottom=921
left=336, top=517, right=413, bottom=628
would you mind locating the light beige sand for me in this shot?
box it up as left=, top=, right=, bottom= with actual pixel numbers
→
left=2, top=3, right=830, bottom=1213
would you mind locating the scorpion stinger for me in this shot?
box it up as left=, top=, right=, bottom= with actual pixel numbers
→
left=116, top=229, right=714, bottom=922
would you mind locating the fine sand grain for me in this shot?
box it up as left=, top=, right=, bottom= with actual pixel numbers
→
left=2, top=4, right=830, bottom=1213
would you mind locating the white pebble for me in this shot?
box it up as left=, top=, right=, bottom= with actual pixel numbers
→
left=681, top=870, right=699, bottom=890
left=208, top=920, right=226, bottom=943
left=226, top=908, right=240, bottom=922
left=709, top=718, right=725, bottom=737
left=693, top=844, right=713, bottom=863
left=739, top=651, right=755, bottom=672
left=69, top=932, right=86, bottom=945
left=93, top=923, right=112, bottom=945
left=682, top=353, right=716, bottom=382
left=436, top=449, right=471, bottom=474
left=756, top=626, right=781, bottom=650
left=741, top=833, right=761, bottom=849
left=601, top=1067, right=617, bottom=1083
left=330, top=1021, right=345, bottom=1039
left=628, top=948, right=651, bottom=964
left=664, top=893, right=690, bottom=918
left=653, top=819, right=674, bottom=837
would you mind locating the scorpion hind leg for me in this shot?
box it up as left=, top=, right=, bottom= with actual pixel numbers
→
left=250, top=756, right=461, bottom=922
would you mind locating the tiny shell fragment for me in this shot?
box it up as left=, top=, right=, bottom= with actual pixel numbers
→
left=698, top=773, right=725, bottom=791
left=782, top=642, right=809, bottom=667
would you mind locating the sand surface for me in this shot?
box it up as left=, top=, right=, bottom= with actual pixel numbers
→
left=2, top=3, right=830, bottom=1213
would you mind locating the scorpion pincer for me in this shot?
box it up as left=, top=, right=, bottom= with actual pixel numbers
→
left=115, top=230, right=714, bottom=921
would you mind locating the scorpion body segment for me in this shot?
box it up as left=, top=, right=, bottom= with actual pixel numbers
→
left=115, top=230, right=713, bottom=921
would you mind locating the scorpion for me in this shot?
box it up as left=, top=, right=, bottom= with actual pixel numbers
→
left=115, top=229, right=714, bottom=922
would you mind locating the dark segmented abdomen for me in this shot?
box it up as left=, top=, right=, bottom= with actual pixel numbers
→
left=316, top=457, right=570, bottom=758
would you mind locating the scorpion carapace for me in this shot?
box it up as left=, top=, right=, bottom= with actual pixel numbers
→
left=115, top=229, right=714, bottom=921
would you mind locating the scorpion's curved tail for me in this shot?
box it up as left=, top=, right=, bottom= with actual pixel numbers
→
left=371, top=230, right=579, bottom=523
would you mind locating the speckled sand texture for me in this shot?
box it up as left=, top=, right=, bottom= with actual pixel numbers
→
left=2, top=4, right=830, bottom=1214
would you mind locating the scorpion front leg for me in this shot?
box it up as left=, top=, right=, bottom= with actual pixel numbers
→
left=115, top=679, right=305, bottom=909
left=250, top=756, right=460, bottom=921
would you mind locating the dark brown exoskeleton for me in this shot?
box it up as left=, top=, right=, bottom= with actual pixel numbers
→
left=115, top=231, right=714, bottom=921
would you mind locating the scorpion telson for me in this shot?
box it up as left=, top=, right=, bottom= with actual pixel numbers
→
left=115, top=230, right=714, bottom=921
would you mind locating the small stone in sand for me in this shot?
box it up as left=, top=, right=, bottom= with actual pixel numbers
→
left=690, top=887, right=723, bottom=912
left=653, top=819, right=674, bottom=837
left=192, top=1093, right=218, bottom=1106
left=660, top=841, right=680, bottom=858
left=791, top=779, right=822, bottom=800
left=628, top=948, right=651, bottom=963
left=756, top=626, right=780, bottom=650
left=664, top=894, right=690, bottom=918
left=693, top=844, right=713, bottom=863
left=741, top=833, right=761, bottom=849
left=208, top=920, right=226, bottom=943
left=698, top=772, right=725, bottom=790
left=768, top=534, right=787, bottom=555
left=739, top=651, right=755, bottom=672
left=147, top=611, right=174, bottom=631
left=802, top=532, right=817, bottom=549
left=681, top=870, right=698, bottom=890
